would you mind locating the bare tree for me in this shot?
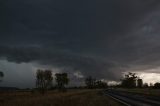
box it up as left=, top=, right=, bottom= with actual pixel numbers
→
left=55, top=73, right=69, bottom=92
left=85, top=76, right=96, bottom=89
left=36, top=69, right=53, bottom=94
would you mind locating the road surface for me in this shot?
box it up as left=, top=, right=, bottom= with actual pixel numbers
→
left=104, top=89, right=160, bottom=106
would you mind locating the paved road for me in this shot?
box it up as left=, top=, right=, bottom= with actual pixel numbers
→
left=104, top=89, right=160, bottom=106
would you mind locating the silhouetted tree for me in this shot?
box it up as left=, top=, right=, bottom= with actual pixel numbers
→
left=36, top=69, right=53, bottom=94
left=85, top=76, right=96, bottom=89
left=0, top=71, right=4, bottom=82
left=121, top=72, right=137, bottom=88
left=143, top=83, right=149, bottom=88
left=55, top=73, right=69, bottom=92
left=137, top=79, right=143, bottom=88
left=150, top=83, right=154, bottom=88
left=95, top=80, right=108, bottom=88
left=153, top=82, right=160, bottom=89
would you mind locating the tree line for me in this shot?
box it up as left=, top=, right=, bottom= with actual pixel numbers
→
left=36, top=69, right=69, bottom=94
left=35, top=71, right=160, bottom=93
left=120, top=72, right=160, bottom=89
left=35, top=69, right=108, bottom=94
left=0, top=70, right=160, bottom=94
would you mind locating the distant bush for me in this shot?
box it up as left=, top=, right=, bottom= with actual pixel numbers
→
left=153, top=83, right=160, bottom=89
left=143, top=83, right=149, bottom=88
left=85, top=76, right=108, bottom=89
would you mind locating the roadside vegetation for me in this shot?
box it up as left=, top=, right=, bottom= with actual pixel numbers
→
left=115, top=72, right=160, bottom=89
left=1, top=70, right=160, bottom=105
left=112, top=72, right=160, bottom=96
left=0, top=90, right=122, bottom=106
left=1, top=70, right=119, bottom=106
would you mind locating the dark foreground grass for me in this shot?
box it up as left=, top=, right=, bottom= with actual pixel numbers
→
left=0, top=89, right=122, bottom=106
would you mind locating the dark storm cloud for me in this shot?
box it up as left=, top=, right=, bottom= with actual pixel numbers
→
left=1, top=0, right=160, bottom=82
left=0, top=46, right=121, bottom=80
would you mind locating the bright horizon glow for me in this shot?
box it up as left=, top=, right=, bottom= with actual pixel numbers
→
left=122, top=71, right=160, bottom=85
left=138, top=73, right=160, bottom=84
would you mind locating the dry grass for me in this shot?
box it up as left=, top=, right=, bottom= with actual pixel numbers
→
left=0, top=89, right=122, bottom=106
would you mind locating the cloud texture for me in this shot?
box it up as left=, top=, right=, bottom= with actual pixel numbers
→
left=1, top=0, right=160, bottom=87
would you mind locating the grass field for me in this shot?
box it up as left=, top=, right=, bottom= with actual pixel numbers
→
left=0, top=89, right=122, bottom=106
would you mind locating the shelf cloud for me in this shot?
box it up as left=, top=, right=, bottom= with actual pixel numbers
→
left=1, top=0, right=160, bottom=87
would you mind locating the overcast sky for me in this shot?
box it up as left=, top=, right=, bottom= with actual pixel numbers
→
left=1, top=0, right=160, bottom=88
